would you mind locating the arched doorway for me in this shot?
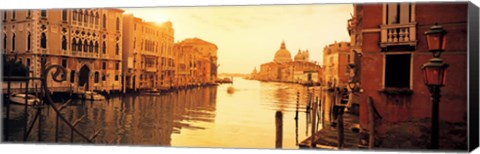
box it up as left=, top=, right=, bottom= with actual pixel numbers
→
left=79, top=65, right=90, bottom=91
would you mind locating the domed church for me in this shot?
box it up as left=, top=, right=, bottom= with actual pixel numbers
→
left=274, top=41, right=293, bottom=63
left=254, top=41, right=322, bottom=85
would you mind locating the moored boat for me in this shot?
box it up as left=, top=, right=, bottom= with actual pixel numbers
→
left=9, top=93, right=41, bottom=106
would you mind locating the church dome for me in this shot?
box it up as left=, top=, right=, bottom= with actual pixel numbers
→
left=274, top=41, right=292, bottom=63
left=294, top=50, right=305, bottom=61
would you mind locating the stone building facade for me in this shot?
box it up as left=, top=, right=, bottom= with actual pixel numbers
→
left=173, top=38, right=218, bottom=87
left=348, top=3, right=468, bottom=149
left=122, top=14, right=174, bottom=91
left=322, top=41, right=351, bottom=87
left=1, top=8, right=124, bottom=93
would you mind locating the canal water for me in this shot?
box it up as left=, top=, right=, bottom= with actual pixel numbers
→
left=3, top=78, right=322, bottom=149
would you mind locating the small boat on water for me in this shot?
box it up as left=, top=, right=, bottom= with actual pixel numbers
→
left=142, top=88, right=162, bottom=95
left=217, top=77, right=233, bottom=84
left=83, top=91, right=106, bottom=101
left=227, top=86, right=235, bottom=94
left=9, top=93, right=41, bottom=106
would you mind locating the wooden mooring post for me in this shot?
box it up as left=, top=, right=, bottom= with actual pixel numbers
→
left=275, top=111, right=283, bottom=148
left=310, top=96, right=318, bottom=148
left=367, top=97, right=375, bottom=149
left=337, top=106, right=345, bottom=149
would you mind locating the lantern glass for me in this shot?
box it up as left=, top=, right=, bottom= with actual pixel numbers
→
left=426, top=32, right=447, bottom=52
left=422, top=65, right=447, bottom=86
left=425, top=24, right=448, bottom=56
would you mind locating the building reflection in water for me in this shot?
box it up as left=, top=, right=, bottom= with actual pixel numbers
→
left=4, top=86, right=218, bottom=146
left=4, top=78, right=323, bottom=149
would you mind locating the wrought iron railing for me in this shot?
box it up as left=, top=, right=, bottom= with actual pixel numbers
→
left=3, top=55, right=102, bottom=143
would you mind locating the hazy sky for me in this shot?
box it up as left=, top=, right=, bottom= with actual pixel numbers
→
left=123, top=4, right=352, bottom=74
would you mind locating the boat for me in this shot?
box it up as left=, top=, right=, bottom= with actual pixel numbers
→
left=9, top=93, right=41, bottom=106
left=217, top=77, right=233, bottom=84
left=142, top=88, right=160, bottom=95
left=83, top=91, right=106, bottom=101
left=227, top=86, right=235, bottom=94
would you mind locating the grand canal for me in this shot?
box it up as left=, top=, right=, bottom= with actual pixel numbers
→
left=3, top=78, right=322, bottom=149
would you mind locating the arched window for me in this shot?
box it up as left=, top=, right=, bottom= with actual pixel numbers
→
left=78, top=10, right=83, bottom=23
left=94, top=41, right=99, bottom=53
left=72, top=39, right=77, bottom=51
left=116, top=17, right=120, bottom=31
left=89, top=41, right=93, bottom=52
left=62, top=36, right=67, bottom=50
left=73, top=10, right=77, bottom=20
left=62, top=9, right=67, bottom=21
left=27, top=10, right=31, bottom=18
left=83, top=40, right=88, bottom=52
left=90, top=12, right=94, bottom=24
left=102, top=14, right=106, bottom=28
left=84, top=11, right=88, bottom=24
left=78, top=40, right=82, bottom=52
left=3, top=34, right=7, bottom=50
left=12, top=33, right=15, bottom=51
left=27, top=32, right=31, bottom=51
left=115, top=43, right=119, bottom=55
left=41, top=10, right=47, bottom=18
left=102, top=41, right=106, bottom=54
left=95, top=12, right=99, bottom=25
left=40, top=33, right=47, bottom=49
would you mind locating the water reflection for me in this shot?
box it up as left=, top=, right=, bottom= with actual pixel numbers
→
left=3, top=78, right=322, bottom=149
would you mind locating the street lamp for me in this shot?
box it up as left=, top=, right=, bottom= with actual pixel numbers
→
left=421, top=23, right=449, bottom=149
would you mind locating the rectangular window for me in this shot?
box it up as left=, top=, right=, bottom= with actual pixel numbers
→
left=12, top=10, right=15, bottom=20
left=116, top=63, right=119, bottom=70
left=70, top=70, right=75, bottom=83
left=386, top=3, right=411, bottom=24
left=62, top=59, right=67, bottom=68
left=41, top=10, right=47, bottom=18
left=102, top=75, right=106, bottom=81
left=102, top=62, right=106, bottom=70
left=385, top=54, right=411, bottom=88
left=94, top=72, right=99, bottom=83
left=26, top=58, right=31, bottom=67
left=62, top=9, right=67, bottom=21
left=115, top=75, right=119, bottom=81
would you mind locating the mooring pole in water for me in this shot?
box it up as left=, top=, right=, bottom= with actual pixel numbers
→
left=275, top=111, right=283, bottom=148
left=295, top=91, right=299, bottom=120
left=23, top=75, right=30, bottom=141
left=311, top=97, right=318, bottom=148
left=55, top=112, right=59, bottom=142
left=37, top=107, right=42, bottom=141
left=337, top=106, right=345, bottom=149
left=295, top=91, right=299, bottom=145
left=5, top=76, right=12, bottom=141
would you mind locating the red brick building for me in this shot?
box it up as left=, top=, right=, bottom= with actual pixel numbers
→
left=348, top=3, right=467, bottom=149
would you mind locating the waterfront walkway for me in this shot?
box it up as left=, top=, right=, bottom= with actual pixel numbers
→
left=299, top=112, right=365, bottom=150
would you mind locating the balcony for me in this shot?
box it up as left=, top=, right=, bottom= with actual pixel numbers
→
left=145, top=66, right=157, bottom=72
left=72, top=51, right=99, bottom=59
left=380, top=23, right=417, bottom=49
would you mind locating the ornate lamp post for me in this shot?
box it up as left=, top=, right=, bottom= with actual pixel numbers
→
left=422, top=23, right=449, bottom=149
